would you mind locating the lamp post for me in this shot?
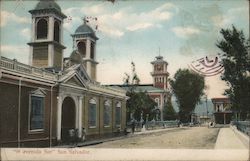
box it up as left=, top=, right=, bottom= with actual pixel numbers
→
left=205, top=95, right=208, bottom=118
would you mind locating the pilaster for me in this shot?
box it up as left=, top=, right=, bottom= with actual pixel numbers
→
left=86, top=39, right=91, bottom=59
left=48, top=16, right=55, bottom=41
left=78, top=96, right=83, bottom=138
left=57, top=95, right=62, bottom=141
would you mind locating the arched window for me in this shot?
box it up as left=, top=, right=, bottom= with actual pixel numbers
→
left=104, top=100, right=111, bottom=127
left=88, top=98, right=97, bottom=127
left=54, top=21, right=60, bottom=42
left=36, top=19, right=48, bottom=39
left=90, top=42, right=95, bottom=59
left=77, top=41, right=86, bottom=58
left=115, top=102, right=121, bottom=126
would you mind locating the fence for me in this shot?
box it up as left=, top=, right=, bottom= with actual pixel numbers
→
left=127, top=120, right=179, bottom=132
left=232, top=121, right=250, bottom=136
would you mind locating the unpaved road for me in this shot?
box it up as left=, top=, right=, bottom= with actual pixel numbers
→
left=89, top=127, right=220, bottom=149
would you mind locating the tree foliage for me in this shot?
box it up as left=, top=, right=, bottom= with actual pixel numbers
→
left=216, top=25, right=250, bottom=120
left=170, top=69, right=205, bottom=122
left=124, top=62, right=156, bottom=121
left=127, top=91, right=156, bottom=121
left=163, top=99, right=177, bottom=120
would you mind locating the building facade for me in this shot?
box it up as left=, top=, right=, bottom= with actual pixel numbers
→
left=112, top=56, right=170, bottom=121
left=211, top=97, right=232, bottom=124
left=0, top=0, right=127, bottom=147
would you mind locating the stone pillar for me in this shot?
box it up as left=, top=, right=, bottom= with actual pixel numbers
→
left=78, top=96, right=83, bottom=138
left=86, top=39, right=91, bottom=59
left=75, top=97, right=79, bottom=130
left=48, top=17, right=54, bottom=41
left=31, top=17, right=36, bottom=41
left=48, top=16, right=55, bottom=67
left=57, top=96, right=62, bottom=141
left=29, top=46, right=33, bottom=66
left=86, top=61, right=91, bottom=78
left=48, top=44, right=54, bottom=67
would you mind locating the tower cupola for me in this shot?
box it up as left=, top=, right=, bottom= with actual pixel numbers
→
left=70, top=19, right=99, bottom=81
left=151, top=55, right=169, bottom=90
left=28, top=0, right=66, bottom=70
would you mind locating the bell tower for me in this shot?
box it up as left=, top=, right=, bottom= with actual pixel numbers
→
left=151, top=56, right=169, bottom=90
left=28, top=0, right=66, bottom=70
left=71, top=18, right=99, bottom=81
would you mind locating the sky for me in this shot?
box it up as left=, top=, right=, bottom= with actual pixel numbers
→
left=0, top=0, right=249, bottom=99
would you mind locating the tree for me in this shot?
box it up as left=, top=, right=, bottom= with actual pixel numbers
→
left=170, top=69, right=205, bottom=123
left=127, top=91, right=156, bottom=121
left=216, top=25, right=250, bottom=120
left=124, top=62, right=156, bottom=121
left=163, top=100, right=177, bottom=120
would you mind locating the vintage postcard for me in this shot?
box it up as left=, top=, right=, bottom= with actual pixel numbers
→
left=0, top=0, right=249, bottom=160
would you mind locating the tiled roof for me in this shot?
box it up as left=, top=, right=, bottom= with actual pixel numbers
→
left=107, top=84, right=166, bottom=93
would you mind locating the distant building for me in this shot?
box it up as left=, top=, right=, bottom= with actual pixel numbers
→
left=110, top=56, right=170, bottom=121
left=211, top=97, right=232, bottom=124
left=0, top=0, right=127, bottom=147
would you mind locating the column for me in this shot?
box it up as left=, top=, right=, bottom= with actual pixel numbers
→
left=160, top=94, right=164, bottom=121
left=57, top=96, right=62, bottom=141
left=78, top=96, right=83, bottom=138
left=29, top=46, right=33, bottom=66
left=86, top=39, right=91, bottom=59
left=86, top=61, right=91, bottom=78
left=60, top=20, right=63, bottom=44
left=48, top=16, right=54, bottom=41
left=223, top=113, right=226, bottom=125
left=75, top=97, right=79, bottom=130
left=31, top=17, right=36, bottom=41
left=48, top=44, right=54, bottom=67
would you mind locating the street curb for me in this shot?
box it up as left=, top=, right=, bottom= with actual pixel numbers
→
left=230, top=125, right=249, bottom=148
left=58, top=127, right=183, bottom=148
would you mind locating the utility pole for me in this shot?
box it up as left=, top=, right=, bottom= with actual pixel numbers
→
left=205, top=95, right=208, bottom=118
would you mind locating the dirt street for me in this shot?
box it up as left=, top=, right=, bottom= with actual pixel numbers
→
left=88, top=127, right=220, bottom=149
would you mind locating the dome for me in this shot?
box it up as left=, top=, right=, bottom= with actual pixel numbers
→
left=35, top=0, right=61, bottom=12
left=75, top=24, right=95, bottom=34
left=74, top=24, right=98, bottom=40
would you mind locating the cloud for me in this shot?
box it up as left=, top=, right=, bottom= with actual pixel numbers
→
left=1, top=45, right=29, bottom=64
left=0, top=10, right=29, bottom=27
left=20, top=28, right=31, bottom=40
left=61, top=2, right=175, bottom=38
left=211, top=7, right=249, bottom=28
left=127, top=23, right=153, bottom=31
left=172, top=26, right=200, bottom=38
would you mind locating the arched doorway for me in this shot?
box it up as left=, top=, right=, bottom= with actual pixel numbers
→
left=61, top=97, right=76, bottom=142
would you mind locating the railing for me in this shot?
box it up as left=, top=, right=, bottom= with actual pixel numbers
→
left=89, top=83, right=127, bottom=97
left=0, top=57, right=56, bottom=80
left=232, top=121, right=250, bottom=136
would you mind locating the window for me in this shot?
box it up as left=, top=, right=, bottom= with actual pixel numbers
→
left=115, top=102, right=121, bottom=126
left=88, top=99, right=97, bottom=127
left=36, top=18, right=48, bottom=39
left=104, top=100, right=111, bottom=127
left=77, top=41, right=86, bottom=58
left=30, top=96, right=44, bottom=131
left=54, top=21, right=60, bottom=42
left=90, top=42, right=95, bottom=59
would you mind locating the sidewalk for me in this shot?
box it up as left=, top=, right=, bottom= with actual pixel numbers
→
left=55, top=127, right=182, bottom=148
left=215, top=127, right=247, bottom=149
